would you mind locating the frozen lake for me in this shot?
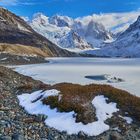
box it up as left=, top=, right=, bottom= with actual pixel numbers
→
left=14, top=57, right=140, bottom=97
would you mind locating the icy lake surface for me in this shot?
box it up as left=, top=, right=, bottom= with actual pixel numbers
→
left=14, top=57, right=140, bottom=97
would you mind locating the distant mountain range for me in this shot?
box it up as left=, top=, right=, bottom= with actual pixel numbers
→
left=30, top=13, right=112, bottom=51
left=30, top=13, right=140, bottom=58
left=0, top=7, right=76, bottom=57
left=0, top=7, right=140, bottom=58
left=83, top=16, right=140, bottom=57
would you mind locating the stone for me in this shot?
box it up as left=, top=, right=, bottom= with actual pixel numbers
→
left=78, top=131, right=86, bottom=138
left=0, top=136, right=12, bottom=140
left=12, top=134, right=24, bottom=140
left=34, top=114, right=48, bottom=122
left=109, top=132, right=123, bottom=140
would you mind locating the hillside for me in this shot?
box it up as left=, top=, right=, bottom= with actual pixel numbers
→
left=0, top=7, right=77, bottom=57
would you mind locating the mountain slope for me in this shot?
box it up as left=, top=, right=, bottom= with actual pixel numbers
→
left=73, top=19, right=113, bottom=48
left=30, top=13, right=112, bottom=50
left=0, top=8, right=76, bottom=57
left=83, top=16, right=140, bottom=57
left=31, top=13, right=91, bottom=50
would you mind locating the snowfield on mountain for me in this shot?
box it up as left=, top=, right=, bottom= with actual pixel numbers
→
left=30, top=13, right=112, bottom=50
left=82, top=16, right=140, bottom=58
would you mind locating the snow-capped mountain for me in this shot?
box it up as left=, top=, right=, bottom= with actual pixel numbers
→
left=31, top=13, right=91, bottom=50
left=83, top=16, right=140, bottom=57
left=30, top=13, right=112, bottom=50
left=76, top=12, right=140, bottom=35
left=73, top=19, right=112, bottom=47
left=49, top=15, right=73, bottom=27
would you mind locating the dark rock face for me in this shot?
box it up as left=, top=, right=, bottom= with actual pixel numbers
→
left=0, top=7, right=77, bottom=57
left=49, top=15, right=73, bottom=27
left=85, top=20, right=111, bottom=40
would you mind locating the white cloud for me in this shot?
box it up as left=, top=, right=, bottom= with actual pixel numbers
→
left=76, top=10, right=140, bottom=33
left=21, top=16, right=29, bottom=22
left=0, top=0, right=37, bottom=6
left=0, top=0, right=18, bottom=5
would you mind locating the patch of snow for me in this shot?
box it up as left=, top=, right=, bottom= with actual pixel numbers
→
left=17, top=22, right=31, bottom=33
left=92, top=95, right=119, bottom=122
left=124, top=117, right=133, bottom=124
left=23, top=57, right=30, bottom=61
left=120, top=116, right=133, bottom=124
left=58, top=94, right=62, bottom=101
left=0, top=16, right=6, bottom=22
left=17, top=91, right=119, bottom=136
left=112, top=127, right=121, bottom=132
left=0, top=57, right=7, bottom=61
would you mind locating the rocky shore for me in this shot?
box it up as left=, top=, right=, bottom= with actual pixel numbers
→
left=0, top=66, right=140, bottom=140
left=0, top=53, right=48, bottom=65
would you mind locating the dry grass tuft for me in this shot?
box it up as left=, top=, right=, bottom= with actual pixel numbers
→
left=42, top=83, right=140, bottom=124
left=0, top=43, right=50, bottom=57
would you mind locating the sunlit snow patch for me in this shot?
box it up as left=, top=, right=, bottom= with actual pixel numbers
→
left=119, top=116, right=133, bottom=124
left=17, top=90, right=119, bottom=136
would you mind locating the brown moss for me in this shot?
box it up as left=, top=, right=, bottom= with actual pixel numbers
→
left=42, top=83, right=140, bottom=124
left=17, top=83, right=49, bottom=93
left=17, top=84, right=34, bottom=91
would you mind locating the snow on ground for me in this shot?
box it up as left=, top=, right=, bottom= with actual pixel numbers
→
left=18, top=90, right=119, bottom=136
left=119, top=116, right=133, bottom=124
left=92, top=95, right=119, bottom=122
left=123, top=117, right=133, bottom=124
left=13, top=57, right=140, bottom=97
left=1, top=57, right=7, bottom=61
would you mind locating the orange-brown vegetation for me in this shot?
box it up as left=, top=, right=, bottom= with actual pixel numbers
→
left=0, top=43, right=51, bottom=57
left=42, top=83, right=140, bottom=123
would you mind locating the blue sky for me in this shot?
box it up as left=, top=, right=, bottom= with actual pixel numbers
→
left=0, top=0, right=140, bottom=18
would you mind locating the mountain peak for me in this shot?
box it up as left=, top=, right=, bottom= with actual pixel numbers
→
left=137, top=15, right=140, bottom=22
left=33, top=13, right=47, bottom=19
left=32, top=13, right=49, bottom=25
left=31, top=13, right=112, bottom=49
left=49, top=14, right=73, bottom=27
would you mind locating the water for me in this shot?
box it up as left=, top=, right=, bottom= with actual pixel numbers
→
left=14, top=57, right=140, bottom=97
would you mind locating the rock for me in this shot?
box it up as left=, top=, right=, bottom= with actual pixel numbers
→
left=107, top=77, right=124, bottom=83
left=34, top=114, right=48, bottom=122
left=12, top=134, right=24, bottom=140
left=78, top=131, right=86, bottom=138
left=23, top=118, right=35, bottom=123
left=109, top=132, right=123, bottom=140
left=0, top=136, right=12, bottom=140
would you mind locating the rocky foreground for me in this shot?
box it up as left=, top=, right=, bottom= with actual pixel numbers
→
left=0, top=66, right=140, bottom=140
